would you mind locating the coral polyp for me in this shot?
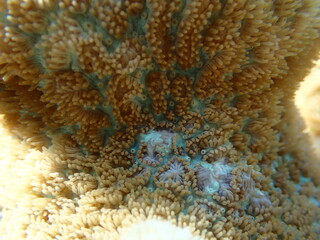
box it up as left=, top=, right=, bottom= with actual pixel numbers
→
left=0, top=0, right=319, bottom=239
left=196, top=158, right=232, bottom=195
left=158, top=160, right=185, bottom=183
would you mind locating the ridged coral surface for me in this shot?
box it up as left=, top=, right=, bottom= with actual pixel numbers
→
left=0, top=0, right=320, bottom=239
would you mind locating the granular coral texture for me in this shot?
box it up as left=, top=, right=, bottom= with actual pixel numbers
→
left=0, top=0, right=320, bottom=239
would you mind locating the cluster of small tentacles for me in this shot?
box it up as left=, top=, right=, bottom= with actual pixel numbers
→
left=0, top=0, right=320, bottom=239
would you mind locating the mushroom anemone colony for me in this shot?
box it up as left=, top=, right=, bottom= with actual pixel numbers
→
left=0, top=0, right=319, bottom=239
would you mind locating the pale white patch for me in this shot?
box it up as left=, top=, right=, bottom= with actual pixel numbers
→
left=119, top=219, right=205, bottom=240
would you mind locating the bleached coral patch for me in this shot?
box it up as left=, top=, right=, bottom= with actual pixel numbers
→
left=196, top=158, right=233, bottom=198
left=143, top=130, right=176, bottom=158
left=119, top=219, right=204, bottom=240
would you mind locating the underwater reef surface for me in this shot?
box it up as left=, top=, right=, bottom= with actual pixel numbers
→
left=296, top=58, right=320, bottom=159
left=0, top=0, right=320, bottom=239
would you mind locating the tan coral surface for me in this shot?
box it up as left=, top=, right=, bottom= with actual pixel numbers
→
left=0, top=0, right=320, bottom=239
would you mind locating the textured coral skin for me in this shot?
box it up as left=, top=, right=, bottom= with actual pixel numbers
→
left=0, top=0, right=320, bottom=239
